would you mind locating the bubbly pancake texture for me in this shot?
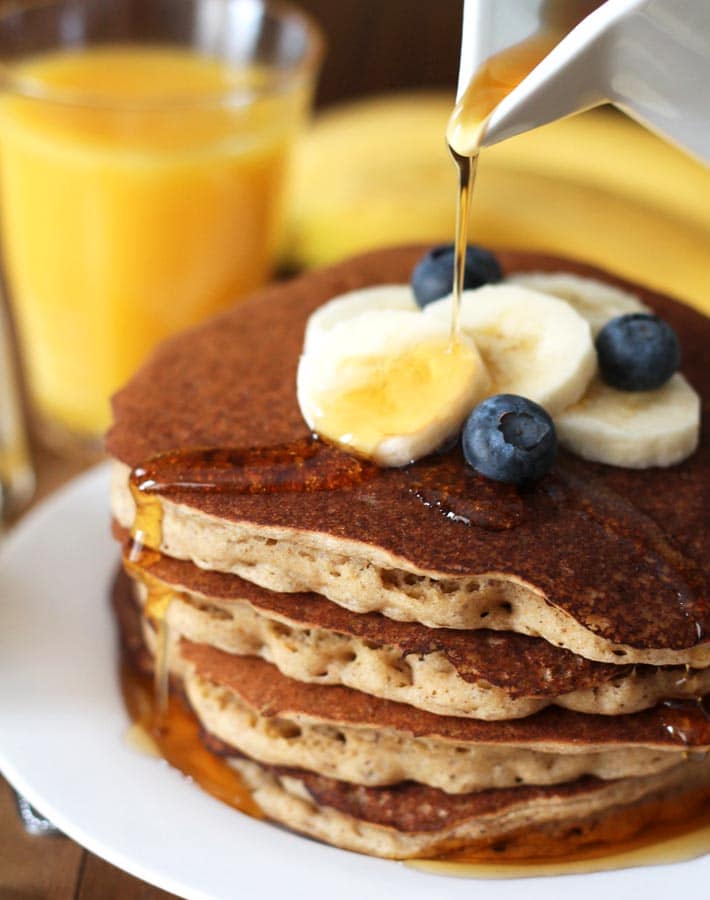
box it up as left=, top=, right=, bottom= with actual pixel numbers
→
left=113, top=576, right=710, bottom=860
left=120, top=542, right=710, bottom=720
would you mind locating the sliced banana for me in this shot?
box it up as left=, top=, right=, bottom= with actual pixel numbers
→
left=509, top=272, right=650, bottom=336
left=303, top=284, right=417, bottom=354
left=297, top=309, right=490, bottom=467
left=556, top=374, right=700, bottom=468
left=425, top=284, right=596, bottom=415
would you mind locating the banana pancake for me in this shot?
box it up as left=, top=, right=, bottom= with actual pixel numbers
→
left=119, top=544, right=710, bottom=720
left=114, top=572, right=710, bottom=795
left=226, top=756, right=710, bottom=860
left=178, top=644, right=710, bottom=763
left=114, top=575, right=710, bottom=859
left=107, top=247, right=709, bottom=666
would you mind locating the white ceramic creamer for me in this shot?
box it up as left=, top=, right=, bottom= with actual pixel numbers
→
left=454, top=0, right=710, bottom=163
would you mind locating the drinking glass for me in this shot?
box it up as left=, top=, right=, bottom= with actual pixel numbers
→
left=0, top=0, right=322, bottom=452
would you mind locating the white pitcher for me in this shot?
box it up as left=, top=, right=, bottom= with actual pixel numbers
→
left=456, top=0, right=710, bottom=163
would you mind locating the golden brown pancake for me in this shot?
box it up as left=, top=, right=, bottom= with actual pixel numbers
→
left=114, top=568, right=710, bottom=753
left=119, top=534, right=625, bottom=696
left=180, top=641, right=710, bottom=753
left=107, top=248, right=709, bottom=659
left=119, top=547, right=710, bottom=719
left=226, top=753, right=710, bottom=859
left=113, top=569, right=710, bottom=859
left=112, top=571, right=703, bottom=793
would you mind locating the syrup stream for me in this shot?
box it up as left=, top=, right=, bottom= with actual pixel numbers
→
left=446, top=32, right=562, bottom=344
left=449, top=148, right=476, bottom=345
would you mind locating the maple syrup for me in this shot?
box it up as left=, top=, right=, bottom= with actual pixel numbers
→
left=129, top=438, right=377, bottom=499
left=408, top=455, right=524, bottom=530
left=121, top=660, right=263, bottom=819
left=410, top=797, right=710, bottom=878
left=660, top=696, right=710, bottom=746
left=310, top=339, right=486, bottom=461
left=443, top=0, right=605, bottom=343
left=128, top=476, right=170, bottom=711
left=445, top=33, right=561, bottom=344
left=127, top=438, right=380, bottom=712
left=448, top=147, right=476, bottom=344
left=131, top=564, right=184, bottom=715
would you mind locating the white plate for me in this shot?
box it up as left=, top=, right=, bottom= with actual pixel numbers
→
left=0, top=464, right=707, bottom=900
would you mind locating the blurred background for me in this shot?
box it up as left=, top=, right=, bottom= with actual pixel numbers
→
left=296, top=0, right=461, bottom=105
left=286, top=0, right=710, bottom=305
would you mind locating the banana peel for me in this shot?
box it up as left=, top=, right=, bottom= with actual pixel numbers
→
left=283, top=93, right=710, bottom=314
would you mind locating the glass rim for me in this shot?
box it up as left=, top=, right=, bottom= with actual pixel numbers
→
left=0, top=0, right=325, bottom=110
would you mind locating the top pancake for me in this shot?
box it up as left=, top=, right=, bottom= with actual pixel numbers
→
left=107, top=247, right=710, bottom=654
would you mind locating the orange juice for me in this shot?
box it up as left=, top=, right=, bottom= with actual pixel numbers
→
left=0, top=46, right=309, bottom=437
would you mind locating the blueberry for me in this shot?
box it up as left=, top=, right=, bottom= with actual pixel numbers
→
left=411, top=243, right=502, bottom=308
left=462, top=394, right=557, bottom=485
left=595, top=313, right=680, bottom=391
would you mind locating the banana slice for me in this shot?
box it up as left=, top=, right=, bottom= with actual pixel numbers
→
left=425, top=284, right=596, bottom=415
left=556, top=374, right=700, bottom=468
left=297, top=309, right=490, bottom=466
left=509, top=272, right=650, bottom=336
left=304, top=285, right=417, bottom=354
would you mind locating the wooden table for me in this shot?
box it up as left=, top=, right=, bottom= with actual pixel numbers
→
left=0, top=776, right=178, bottom=900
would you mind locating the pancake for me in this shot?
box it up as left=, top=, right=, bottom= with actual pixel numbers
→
left=177, top=642, right=710, bottom=755
left=113, top=572, right=710, bottom=794
left=121, top=547, right=710, bottom=720
left=183, top=666, right=690, bottom=793
left=228, top=755, right=710, bottom=859
left=114, top=573, right=710, bottom=859
left=107, top=247, right=710, bottom=666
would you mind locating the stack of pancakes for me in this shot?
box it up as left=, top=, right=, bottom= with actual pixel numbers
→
left=107, top=247, right=710, bottom=860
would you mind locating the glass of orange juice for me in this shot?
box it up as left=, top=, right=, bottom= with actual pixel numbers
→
left=0, top=0, right=322, bottom=452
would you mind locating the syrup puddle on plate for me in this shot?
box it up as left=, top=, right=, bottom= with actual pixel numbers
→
left=409, top=800, right=710, bottom=878
left=121, top=661, right=263, bottom=820
left=120, top=653, right=710, bottom=879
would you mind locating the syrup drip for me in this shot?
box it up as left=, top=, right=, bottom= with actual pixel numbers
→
left=553, top=462, right=707, bottom=648
left=128, top=478, right=162, bottom=564
left=408, top=457, right=524, bottom=530
left=129, top=564, right=183, bottom=716
left=127, top=438, right=377, bottom=715
left=121, top=661, right=263, bottom=819
left=128, top=479, right=170, bottom=712
left=660, top=696, right=710, bottom=746
left=130, top=438, right=377, bottom=498
left=446, top=33, right=560, bottom=345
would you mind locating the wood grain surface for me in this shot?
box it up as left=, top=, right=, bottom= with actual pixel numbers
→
left=0, top=2, right=459, bottom=897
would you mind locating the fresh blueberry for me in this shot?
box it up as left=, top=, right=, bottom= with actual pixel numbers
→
left=411, top=243, right=502, bottom=308
left=462, top=394, right=557, bottom=485
left=595, top=313, right=680, bottom=391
